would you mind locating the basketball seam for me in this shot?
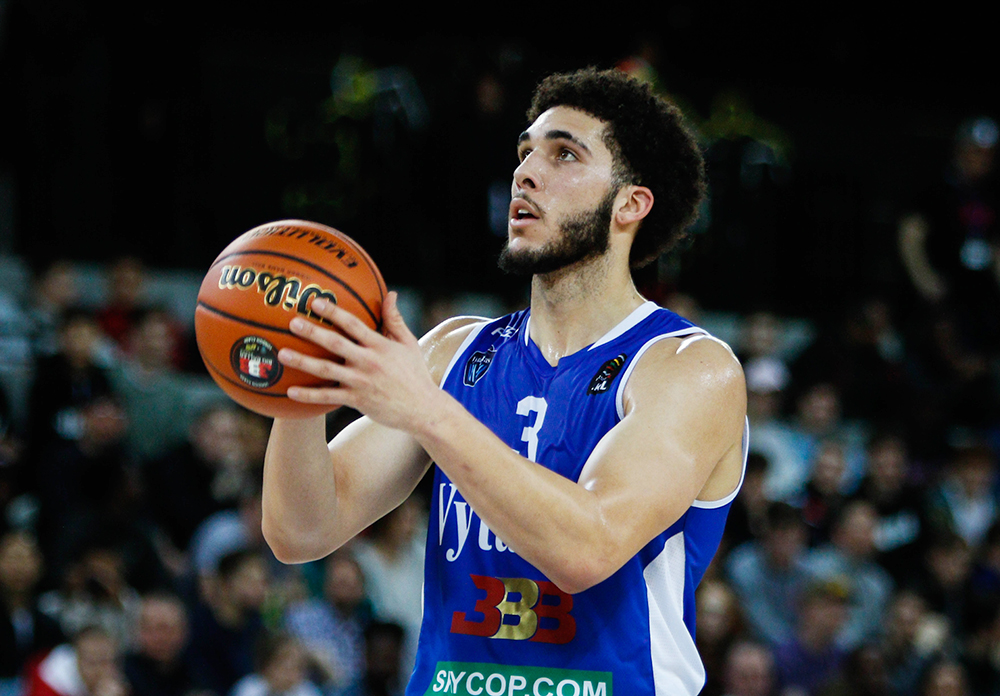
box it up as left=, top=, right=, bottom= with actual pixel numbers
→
left=209, top=249, right=381, bottom=329
left=197, top=300, right=296, bottom=335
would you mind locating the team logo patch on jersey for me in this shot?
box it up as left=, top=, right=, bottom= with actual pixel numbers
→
left=463, top=347, right=496, bottom=387
left=587, top=353, right=627, bottom=395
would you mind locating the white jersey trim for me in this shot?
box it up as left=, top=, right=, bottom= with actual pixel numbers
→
left=692, top=416, right=750, bottom=509
left=439, top=321, right=491, bottom=386
left=644, top=533, right=705, bottom=695
left=589, top=301, right=660, bottom=350
left=614, top=328, right=708, bottom=420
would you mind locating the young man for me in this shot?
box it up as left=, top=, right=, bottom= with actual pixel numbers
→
left=262, top=67, right=747, bottom=696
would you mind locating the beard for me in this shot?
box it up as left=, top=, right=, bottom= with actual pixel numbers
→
left=498, top=188, right=616, bottom=276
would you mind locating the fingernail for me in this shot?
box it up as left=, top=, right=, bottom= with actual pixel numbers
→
left=312, top=298, right=328, bottom=311
left=290, top=317, right=306, bottom=331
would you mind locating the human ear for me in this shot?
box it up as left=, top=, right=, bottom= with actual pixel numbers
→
left=614, top=186, right=654, bottom=227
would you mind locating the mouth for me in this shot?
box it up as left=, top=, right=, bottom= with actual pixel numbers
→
left=509, top=198, right=541, bottom=226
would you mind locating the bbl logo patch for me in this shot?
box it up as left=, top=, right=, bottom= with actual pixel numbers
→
left=463, top=348, right=496, bottom=387
left=588, top=353, right=627, bottom=395
left=231, top=336, right=283, bottom=389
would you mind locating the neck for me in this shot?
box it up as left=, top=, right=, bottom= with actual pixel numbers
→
left=527, top=251, right=644, bottom=365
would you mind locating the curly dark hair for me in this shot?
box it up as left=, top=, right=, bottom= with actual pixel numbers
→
left=526, top=67, right=706, bottom=268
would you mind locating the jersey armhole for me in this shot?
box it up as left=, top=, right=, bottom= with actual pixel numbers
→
left=692, top=416, right=750, bottom=509
left=615, top=330, right=747, bottom=510
left=438, top=321, right=490, bottom=385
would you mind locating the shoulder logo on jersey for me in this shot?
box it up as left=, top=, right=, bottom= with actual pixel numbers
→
left=587, top=353, right=627, bottom=395
left=463, top=347, right=496, bottom=387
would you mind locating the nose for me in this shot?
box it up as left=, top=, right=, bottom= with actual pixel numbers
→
left=512, top=152, right=541, bottom=193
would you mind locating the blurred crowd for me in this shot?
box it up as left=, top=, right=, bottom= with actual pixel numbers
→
left=0, top=85, right=998, bottom=696
left=0, top=256, right=427, bottom=696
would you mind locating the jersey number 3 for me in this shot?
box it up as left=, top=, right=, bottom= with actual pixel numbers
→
left=516, top=396, right=547, bottom=463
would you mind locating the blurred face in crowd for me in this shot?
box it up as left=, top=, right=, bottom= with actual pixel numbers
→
left=810, top=441, right=846, bottom=496
left=723, top=642, right=774, bottom=696
left=82, top=398, right=128, bottom=449
left=868, top=435, right=908, bottom=494
left=61, top=315, right=102, bottom=368
left=0, top=531, right=43, bottom=596
left=192, top=406, right=244, bottom=466
left=138, top=596, right=189, bottom=664
left=922, top=660, right=969, bottom=696
left=695, top=581, right=740, bottom=647
left=228, top=555, right=269, bottom=612
left=833, top=501, right=877, bottom=559
left=324, top=553, right=365, bottom=612
left=797, top=383, right=841, bottom=433
left=264, top=640, right=309, bottom=693
left=953, top=450, right=995, bottom=500
left=75, top=630, right=121, bottom=695
left=764, top=522, right=805, bottom=570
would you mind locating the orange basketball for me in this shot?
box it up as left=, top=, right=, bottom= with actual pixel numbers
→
left=194, top=219, right=386, bottom=419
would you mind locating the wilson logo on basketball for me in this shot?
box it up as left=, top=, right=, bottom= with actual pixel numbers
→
left=218, top=265, right=338, bottom=322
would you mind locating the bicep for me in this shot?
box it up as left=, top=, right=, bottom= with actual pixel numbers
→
left=578, top=339, right=746, bottom=554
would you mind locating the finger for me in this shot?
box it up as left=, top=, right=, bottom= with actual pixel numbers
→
left=278, top=347, right=354, bottom=384
left=382, top=291, right=418, bottom=346
left=311, top=297, right=383, bottom=346
left=287, top=384, right=353, bottom=407
left=289, top=316, right=366, bottom=362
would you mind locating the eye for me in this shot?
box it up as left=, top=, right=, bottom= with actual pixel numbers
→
left=557, top=148, right=578, bottom=161
left=517, top=148, right=532, bottom=162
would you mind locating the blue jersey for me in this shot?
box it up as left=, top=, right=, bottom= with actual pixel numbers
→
left=408, top=302, right=747, bottom=696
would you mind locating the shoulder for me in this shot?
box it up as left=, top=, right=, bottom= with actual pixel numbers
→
left=420, top=315, right=492, bottom=385
left=622, top=332, right=746, bottom=417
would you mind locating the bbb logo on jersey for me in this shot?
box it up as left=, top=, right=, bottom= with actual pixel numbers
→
left=463, top=347, right=496, bottom=387
left=587, top=353, right=627, bottom=395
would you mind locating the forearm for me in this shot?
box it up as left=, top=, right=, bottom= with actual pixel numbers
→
left=262, top=415, right=341, bottom=562
left=413, top=390, right=614, bottom=593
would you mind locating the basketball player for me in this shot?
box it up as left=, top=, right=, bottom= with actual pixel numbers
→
left=262, top=67, right=747, bottom=696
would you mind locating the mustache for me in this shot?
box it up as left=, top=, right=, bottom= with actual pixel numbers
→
left=512, top=193, right=544, bottom=218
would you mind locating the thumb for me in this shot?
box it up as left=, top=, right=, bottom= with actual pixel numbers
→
left=381, top=291, right=416, bottom=344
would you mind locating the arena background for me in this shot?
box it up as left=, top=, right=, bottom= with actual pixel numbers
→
left=3, top=4, right=1000, bottom=696
left=1, top=6, right=996, bottom=314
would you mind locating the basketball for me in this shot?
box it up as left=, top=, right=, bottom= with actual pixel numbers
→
left=194, top=219, right=386, bottom=419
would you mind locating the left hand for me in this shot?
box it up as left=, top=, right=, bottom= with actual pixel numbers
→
left=278, top=291, right=441, bottom=432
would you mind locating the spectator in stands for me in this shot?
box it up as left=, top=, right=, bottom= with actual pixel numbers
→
left=123, top=592, right=201, bottom=696
left=803, top=500, right=894, bottom=651
left=696, top=579, right=746, bottom=696
left=32, top=394, right=134, bottom=577
left=913, top=531, right=976, bottom=641
left=719, top=641, right=776, bottom=696
left=25, top=259, right=81, bottom=358
left=25, top=625, right=128, bottom=696
left=799, top=439, right=850, bottom=547
left=0, top=530, right=64, bottom=680
left=919, top=659, right=971, bottom=696
left=771, top=579, right=850, bottom=696
left=851, top=431, right=926, bottom=585
left=351, top=494, right=425, bottom=677
left=816, top=642, right=893, bottom=696
left=284, top=550, right=372, bottom=696
left=26, top=308, right=114, bottom=456
left=723, top=453, right=771, bottom=551
left=145, top=402, right=251, bottom=555
left=924, top=443, right=998, bottom=551
left=726, top=502, right=812, bottom=646
left=108, top=308, right=192, bottom=463
left=231, top=632, right=322, bottom=696
left=187, top=549, right=268, bottom=696
left=880, top=590, right=948, bottom=696
left=37, top=541, right=142, bottom=653
left=356, top=621, right=406, bottom=696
